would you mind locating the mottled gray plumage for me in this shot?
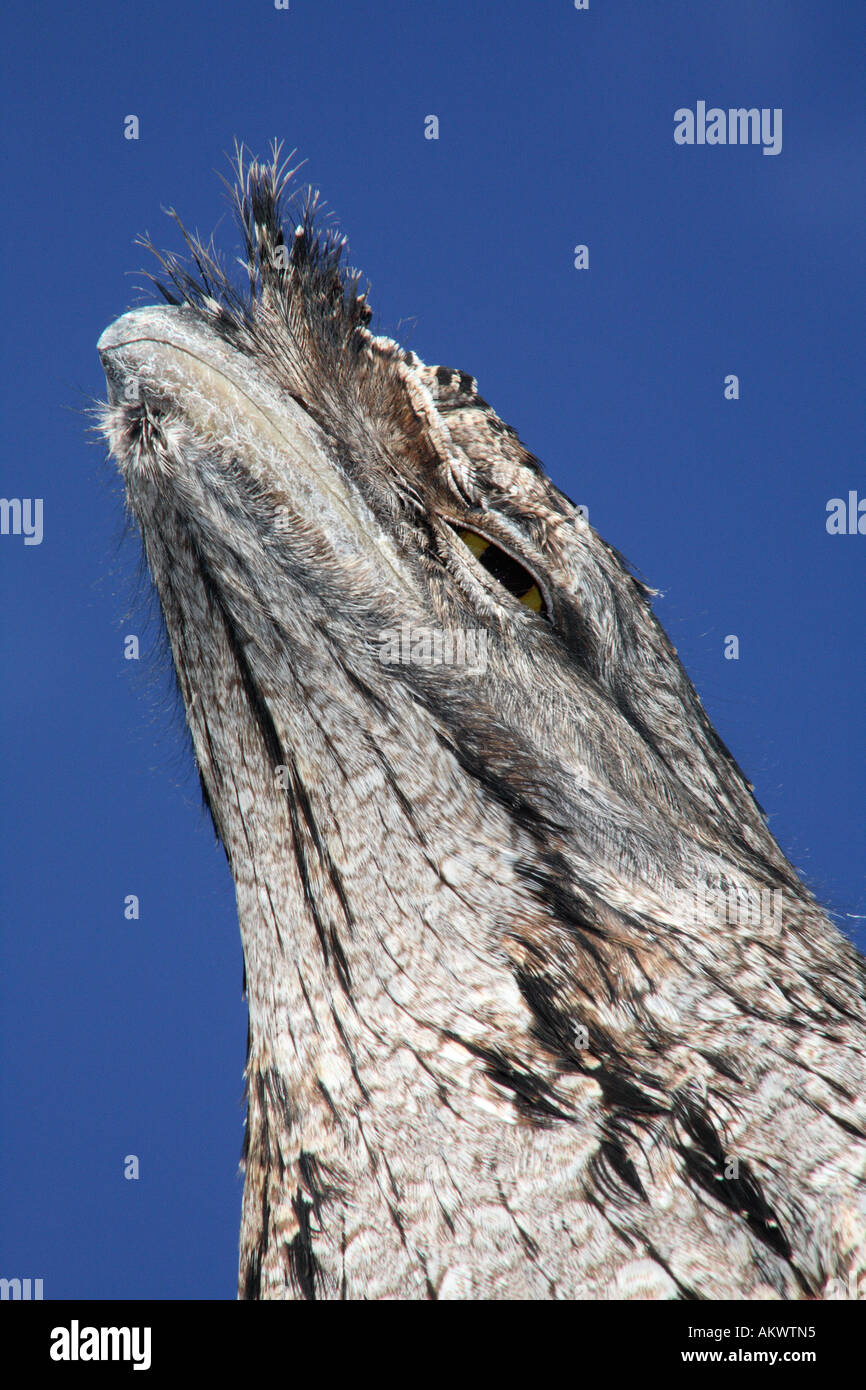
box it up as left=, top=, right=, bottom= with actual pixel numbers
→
left=98, top=145, right=865, bottom=1300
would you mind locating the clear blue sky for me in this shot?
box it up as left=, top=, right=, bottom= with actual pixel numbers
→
left=1, top=1, right=863, bottom=1299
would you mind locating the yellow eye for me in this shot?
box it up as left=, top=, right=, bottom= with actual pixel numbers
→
left=455, top=527, right=546, bottom=615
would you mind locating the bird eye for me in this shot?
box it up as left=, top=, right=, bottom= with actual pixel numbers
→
left=453, top=527, right=547, bottom=615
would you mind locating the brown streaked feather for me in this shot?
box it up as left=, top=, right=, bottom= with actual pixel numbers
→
left=97, top=144, right=865, bottom=1300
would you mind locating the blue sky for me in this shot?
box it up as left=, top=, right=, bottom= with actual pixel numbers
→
left=1, top=1, right=863, bottom=1299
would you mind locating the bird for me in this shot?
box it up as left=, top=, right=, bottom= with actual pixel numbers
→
left=97, top=143, right=865, bottom=1300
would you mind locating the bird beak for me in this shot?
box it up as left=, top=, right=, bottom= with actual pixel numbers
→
left=97, top=305, right=413, bottom=600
